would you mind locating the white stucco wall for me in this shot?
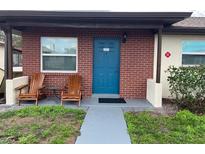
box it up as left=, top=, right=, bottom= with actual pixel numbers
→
left=6, top=76, right=28, bottom=105
left=160, top=35, right=205, bottom=98
left=0, top=45, right=5, bottom=93
left=146, top=79, right=162, bottom=107
left=0, top=45, right=4, bottom=70
left=0, top=44, right=23, bottom=94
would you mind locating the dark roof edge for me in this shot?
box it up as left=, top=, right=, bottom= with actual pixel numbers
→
left=168, top=26, right=205, bottom=29
left=163, top=26, right=205, bottom=35
left=0, top=10, right=192, bottom=18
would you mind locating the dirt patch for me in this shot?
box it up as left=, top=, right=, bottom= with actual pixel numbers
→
left=161, top=98, right=178, bottom=115
left=6, top=117, right=37, bottom=125
left=161, top=98, right=205, bottom=115
left=66, top=136, right=77, bottom=144
left=0, top=106, right=86, bottom=144
left=127, top=99, right=178, bottom=116
left=0, top=116, right=82, bottom=144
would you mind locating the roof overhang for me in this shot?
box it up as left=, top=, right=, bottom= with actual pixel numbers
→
left=0, top=11, right=192, bottom=30
left=163, top=26, right=205, bottom=35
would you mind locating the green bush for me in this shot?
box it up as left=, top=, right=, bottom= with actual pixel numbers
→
left=166, top=65, right=205, bottom=114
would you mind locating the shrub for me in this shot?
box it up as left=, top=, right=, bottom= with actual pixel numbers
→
left=166, top=65, right=205, bottom=114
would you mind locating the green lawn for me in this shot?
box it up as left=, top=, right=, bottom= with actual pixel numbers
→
left=125, top=110, right=205, bottom=144
left=0, top=106, right=86, bottom=144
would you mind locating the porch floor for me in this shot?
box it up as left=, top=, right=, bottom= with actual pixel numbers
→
left=21, top=96, right=154, bottom=110
left=0, top=96, right=154, bottom=113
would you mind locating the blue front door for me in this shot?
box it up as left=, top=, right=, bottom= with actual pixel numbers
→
left=93, top=38, right=120, bottom=94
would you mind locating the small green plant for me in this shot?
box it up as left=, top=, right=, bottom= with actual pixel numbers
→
left=166, top=65, right=205, bottom=114
left=125, top=110, right=205, bottom=144
left=19, top=134, right=39, bottom=144
left=0, top=110, right=16, bottom=119
left=50, top=136, right=66, bottom=144
left=4, top=128, right=20, bottom=139
left=41, top=129, right=51, bottom=138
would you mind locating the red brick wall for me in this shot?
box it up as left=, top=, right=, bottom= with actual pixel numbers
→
left=120, top=31, right=154, bottom=98
left=22, top=28, right=154, bottom=99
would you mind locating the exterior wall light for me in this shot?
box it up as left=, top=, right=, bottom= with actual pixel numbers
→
left=122, top=32, right=127, bottom=43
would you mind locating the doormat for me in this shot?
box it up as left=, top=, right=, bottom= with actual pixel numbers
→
left=99, top=98, right=126, bottom=103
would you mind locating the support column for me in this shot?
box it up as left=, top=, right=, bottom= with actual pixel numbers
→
left=156, top=28, right=162, bottom=83
left=4, top=26, right=13, bottom=79
left=146, top=28, right=163, bottom=107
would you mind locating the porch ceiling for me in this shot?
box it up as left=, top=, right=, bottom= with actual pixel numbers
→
left=0, top=11, right=192, bottom=30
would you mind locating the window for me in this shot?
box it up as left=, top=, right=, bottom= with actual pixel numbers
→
left=13, top=49, right=22, bottom=67
left=41, top=37, right=78, bottom=73
left=182, top=41, right=205, bottom=65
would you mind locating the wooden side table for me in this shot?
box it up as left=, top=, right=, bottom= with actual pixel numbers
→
left=46, top=86, right=61, bottom=102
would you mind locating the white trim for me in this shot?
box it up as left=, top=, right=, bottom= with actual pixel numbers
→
left=182, top=52, right=205, bottom=55
left=41, top=70, right=77, bottom=73
left=182, top=64, right=201, bottom=67
left=13, top=66, right=23, bottom=72
left=40, top=37, right=78, bottom=73
left=42, top=54, right=76, bottom=56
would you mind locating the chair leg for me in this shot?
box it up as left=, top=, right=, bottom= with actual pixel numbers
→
left=18, top=100, right=20, bottom=106
left=35, top=99, right=38, bottom=106
left=61, top=100, right=63, bottom=106
left=78, top=100, right=81, bottom=107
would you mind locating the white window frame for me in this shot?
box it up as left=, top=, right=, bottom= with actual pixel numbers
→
left=182, top=40, right=205, bottom=66
left=40, top=37, right=78, bottom=73
left=182, top=52, right=205, bottom=55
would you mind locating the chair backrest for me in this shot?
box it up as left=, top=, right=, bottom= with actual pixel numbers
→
left=29, top=73, right=45, bottom=94
left=67, top=74, right=82, bottom=95
left=0, top=68, right=4, bottom=88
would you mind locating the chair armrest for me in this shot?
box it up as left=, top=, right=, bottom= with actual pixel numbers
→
left=61, top=90, right=64, bottom=96
left=15, top=84, right=28, bottom=91
left=38, top=85, right=45, bottom=90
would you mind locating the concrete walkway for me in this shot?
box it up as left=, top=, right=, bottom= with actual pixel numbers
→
left=76, top=107, right=131, bottom=144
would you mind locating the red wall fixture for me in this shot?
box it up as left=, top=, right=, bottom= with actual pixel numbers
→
left=165, top=51, right=171, bottom=58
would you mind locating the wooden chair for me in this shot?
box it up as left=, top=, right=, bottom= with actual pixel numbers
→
left=16, top=73, right=45, bottom=106
left=61, top=74, right=82, bottom=106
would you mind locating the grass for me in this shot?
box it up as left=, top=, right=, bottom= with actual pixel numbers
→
left=0, top=106, right=86, bottom=144
left=125, top=110, right=205, bottom=144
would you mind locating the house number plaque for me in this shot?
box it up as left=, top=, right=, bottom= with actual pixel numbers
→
left=103, top=48, right=110, bottom=52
